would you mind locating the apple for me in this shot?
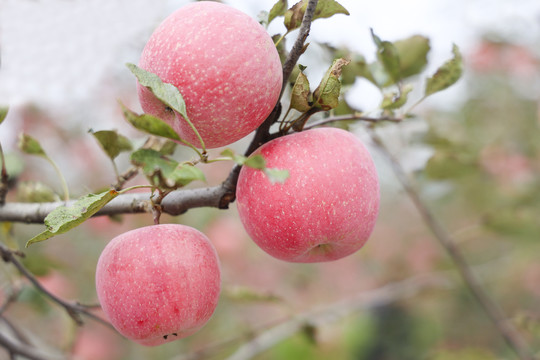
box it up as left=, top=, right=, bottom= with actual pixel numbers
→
left=236, top=128, right=380, bottom=263
left=95, top=224, right=221, bottom=346
left=137, top=1, right=283, bottom=148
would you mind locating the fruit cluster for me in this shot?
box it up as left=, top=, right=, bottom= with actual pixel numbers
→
left=95, top=2, right=379, bottom=346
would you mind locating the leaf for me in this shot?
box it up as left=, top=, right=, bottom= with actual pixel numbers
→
left=91, top=130, right=132, bottom=160
left=381, top=84, right=413, bottom=110
left=131, top=149, right=178, bottom=178
left=131, top=149, right=204, bottom=188
left=26, top=190, right=119, bottom=247
left=126, top=63, right=188, bottom=119
left=290, top=67, right=312, bottom=112
left=221, top=149, right=288, bottom=183
left=425, top=44, right=463, bottom=97
left=268, top=0, right=288, bottom=24
left=352, top=55, right=379, bottom=87
left=313, top=58, right=350, bottom=111
left=120, top=102, right=181, bottom=141
left=220, top=149, right=247, bottom=166
left=18, top=133, right=46, bottom=157
left=284, top=0, right=349, bottom=32
left=0, top=106, right=8, bottom=125
left=244, top=154, right=267, bottom=170
left=371, top=29, right=401, bottom=84
left=169, top=164, right=206, bottom=186
left=264, top=168, right=289, bottom=183
left=394, top=35, right=430, bottom=78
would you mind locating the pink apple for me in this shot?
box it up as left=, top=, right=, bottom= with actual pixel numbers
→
left=236, top=128, right=380, bottom=263
left=95, top=224, right=221, bottom=346
left=137, top=1, right=283, bottom=148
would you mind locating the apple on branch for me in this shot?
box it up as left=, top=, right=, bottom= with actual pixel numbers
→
left=137, top=1, right=283, bottom=148
left=236, top=128, right=380, bottom=263
left=95, top=224, right=221, bottom=346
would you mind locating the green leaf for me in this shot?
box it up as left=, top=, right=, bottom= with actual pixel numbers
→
left=284, top=0, right=349, bottom=32
left=381, top=84, right=413, bottom=110
left=0, top=107, right=8, bottom=125
left=371, top=29, right=401, bottom=84
left=425, top=44, right=463, bottom=97
left=220, top=149, right=247, bottom=166
left=131, top=149, right=204, bottom=188
left=120, top=102, right=181, bottom=141
left=91, top=130, right=132, bottom=160
left=268, top=0, right=288, bottom=24
left=126, top=63, right=188, bottom=119
left=264, top=168, right=290, bottom=183
left=290, top=67, right=312, bottom=112
left=131, top=148, right=178, bottom=178
left=352, top=55, right=379, bottom=87
left=169, top=164, right=206, bottom=186
left=313, top=58, right=350, bottom=111
left=18, top=134, right=46, bottom=157
left=394, top=35, right=430, bottom=78
left=245, top=154, right=267, bottom=170
left=1, top=153, right=24, bottom=180
left=26, top=190, right=119, bottom=247
left=221, top=149, right=288, bottom=183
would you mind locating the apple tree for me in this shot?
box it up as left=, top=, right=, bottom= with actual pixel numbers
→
left=0, top=0, right=538, bottom=359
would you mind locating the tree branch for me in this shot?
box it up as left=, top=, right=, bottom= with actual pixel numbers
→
left=0, top=243, right=114, bottom=331
left=303, top=113, right=403, bottom=130
left=369, top=129, right=534, bottom=360
left=280, top=0, right=319, bottom=97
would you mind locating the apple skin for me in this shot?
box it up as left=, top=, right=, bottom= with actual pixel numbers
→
left=95, top=224, right=221, bottom=346
left=137, top=1, right=283, bottom=149
left=236, top=128, right=380, bottom=263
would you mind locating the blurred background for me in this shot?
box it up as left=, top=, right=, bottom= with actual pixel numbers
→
left=1, top=0, right=540, bottom=359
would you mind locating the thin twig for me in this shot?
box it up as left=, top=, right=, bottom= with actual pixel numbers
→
left=0, top=243, right=115, bottom=332
left=303, top=113, right=403, bottom=130
left=113, top=166, right=139, bottom=191
left=280, top=0, right=319, bottom=99
left=0, top=330, right=54, bottom=360
left=369, top=129, right=534, bottom=360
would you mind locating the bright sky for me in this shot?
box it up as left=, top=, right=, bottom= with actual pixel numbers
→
left=1, top=0, right=539, bottom=147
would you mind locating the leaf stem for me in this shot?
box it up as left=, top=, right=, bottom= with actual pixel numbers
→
left=274, top=32, right=289, bottom=47
left=178, top=113, right=207, bottom=158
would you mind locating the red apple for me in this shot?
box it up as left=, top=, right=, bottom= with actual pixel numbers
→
left=95, top=224, right=221, bottom=346
left=138, top=1, right=283, bottom=148
left=236, top=128, right=380, bottom=263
